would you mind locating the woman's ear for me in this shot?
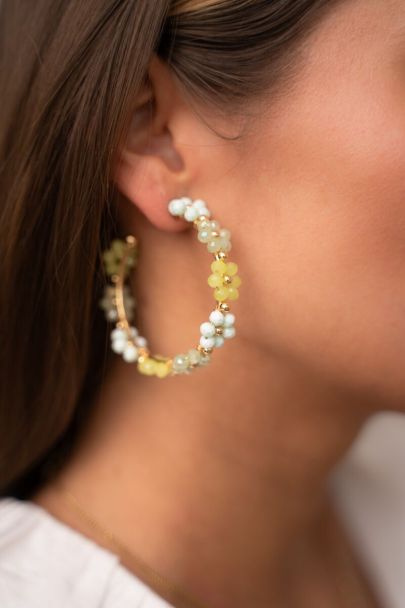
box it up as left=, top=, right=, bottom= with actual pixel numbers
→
left=113, top=55, right=190, bottom=231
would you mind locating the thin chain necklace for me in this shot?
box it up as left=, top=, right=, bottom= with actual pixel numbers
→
left=55, top=484, right=377, bottom=608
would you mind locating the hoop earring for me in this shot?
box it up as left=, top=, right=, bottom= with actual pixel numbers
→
left=99, top=197, right=241, bottom=377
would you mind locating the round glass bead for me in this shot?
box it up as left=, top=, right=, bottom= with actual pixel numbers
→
left=173, top=354, right=189, bottom=372
left=207, top=239, right=221, bottom=253
left=209, top=310, right=224, bottom=326
left=198, top=230, right=212, bottom=243
left=214, top=286, right=229, bottom=302
left=200, top=322, right=216, bottom=337
left=208, top=273, right=223, bottom=288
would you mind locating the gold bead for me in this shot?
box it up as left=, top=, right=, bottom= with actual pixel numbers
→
left=223, top=275, right=232, bottom=285
left=138, top=347, right=150, bottom=360
left=218, top=302, right=230, bottom=312
left=126, top=235, right=137, bottom=246
left=215, top=327, right=223, bottom=335
left=215, top=251, right=227, bottom=261
left=197, top=344, right=213, bottom=356
left=211, top=231, right=220, bottom=238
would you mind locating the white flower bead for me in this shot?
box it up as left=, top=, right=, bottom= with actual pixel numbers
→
left=107, top=309, right=118, bottom=321
left=111, top=338, right=127, bottom=354
left=209, top=310, right=224, bottom=326
left=214, top=336, right=225, bottom=348
left=224, top=313, right=235, bottom=327
left=129, top=326, right=139, bottom=338
left=184, top=206, right=199, bottom=222
left=223, top=326, right=236, bottom=339
left=198, top=207, right=211, bottom=217
left=111, top=327, right=126, bottom=341
left=200, top=336, right=215, bottom=349
left=193, top=199, right=207, bottom=211
left=134, top=335, right=148, bottom=348
left=123, top=344, right=139, bottom=362
left=200, top=322, right=216, bottom=338
left=168, top=198, right=187, bottom=216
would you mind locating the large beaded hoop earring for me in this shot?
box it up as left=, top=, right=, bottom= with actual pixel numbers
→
left=99, top=197, right=241, bottom=378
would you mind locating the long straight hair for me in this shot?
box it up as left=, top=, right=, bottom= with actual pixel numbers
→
left=0, top=0, right=340, bottom=497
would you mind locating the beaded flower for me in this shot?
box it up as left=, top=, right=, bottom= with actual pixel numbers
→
left=99, top=284, right=136, bottom=322
left=208, top=259, right=241, bottom=302
left=102, top=238, right=138, bottom=277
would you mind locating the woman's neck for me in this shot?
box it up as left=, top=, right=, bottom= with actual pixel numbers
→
left=32, top=341, right=378, bottom=607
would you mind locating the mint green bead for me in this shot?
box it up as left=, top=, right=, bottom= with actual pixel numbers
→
left=198, top=229, right=212, bottom=243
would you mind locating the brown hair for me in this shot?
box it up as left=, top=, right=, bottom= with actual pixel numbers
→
left=0, top=0, right=341, bottom=498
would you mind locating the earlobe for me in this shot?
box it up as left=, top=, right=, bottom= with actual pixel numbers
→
left=114, top=151, right=187, bottom=232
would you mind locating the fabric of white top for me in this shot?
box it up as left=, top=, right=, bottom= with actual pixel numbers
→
left=0, top=410, right=403, bottom=608
left=0, top=495, right=173, bottom=608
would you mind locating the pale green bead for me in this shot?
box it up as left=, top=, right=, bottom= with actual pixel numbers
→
left=198, top=229, right=212, bottom=243
left=173, top=354, right=189, bottom=372
left=199, top=353, right=211, bottom=366
left=188, top=349, right=202, bottom=365
left=218, top=237, right=230, bottom=251
left=220, top=228, right=231, bottom=240
left=207, top=239, right=221, bottom=253
left=198, top=219, right=211, bottom=230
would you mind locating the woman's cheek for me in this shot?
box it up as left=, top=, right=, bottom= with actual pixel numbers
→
left=238, top=91, right=405, bottom=407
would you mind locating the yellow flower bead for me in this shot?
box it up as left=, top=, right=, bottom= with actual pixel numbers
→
left=208, top=273, right=223, bottom=288
left=156, top=362, right=171, bottom=378
left=211, top=260, right=227, bottom=275
left=214, top=286, right=229, bottom=301
left=231, top=275, right=242, bottom=288
left=227, top=287, right=239, bottom=301
left=111, top=239, right=125, bottom=256
left=138, top=357, right=156, bottom=376
left=225, top=262, right=238, bottom=276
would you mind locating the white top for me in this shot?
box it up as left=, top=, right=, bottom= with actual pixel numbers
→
left=0, top=411, right=403, bottom=608
left=0, top=494, right=172, bottom=608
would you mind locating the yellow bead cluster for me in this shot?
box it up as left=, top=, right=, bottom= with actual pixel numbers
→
left=208, top=260, right=241, bottom=302
left=137, top=355, right=172, bottom=378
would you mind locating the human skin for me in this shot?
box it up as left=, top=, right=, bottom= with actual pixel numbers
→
left=32, top=1, right=405, bottom=606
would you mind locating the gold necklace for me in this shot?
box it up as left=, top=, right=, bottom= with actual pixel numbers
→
left=56, top=485, right=377, bottom=608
